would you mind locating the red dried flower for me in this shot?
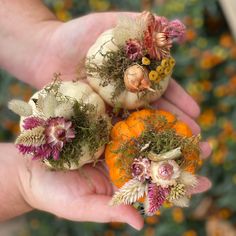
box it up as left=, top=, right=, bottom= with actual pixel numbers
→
left=131, top=157, right=151, bottom=182
left=125, top=39, right=143, bottom=61
left=23, top=117, right=45, bottom=130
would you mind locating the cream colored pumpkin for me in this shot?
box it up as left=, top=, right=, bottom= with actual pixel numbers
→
left=86, top=29, right=171, bottom=109
left=20, top=81, right=106, bottom=170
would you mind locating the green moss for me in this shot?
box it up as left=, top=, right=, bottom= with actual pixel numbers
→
left=112, top=115, right=200, bottom=175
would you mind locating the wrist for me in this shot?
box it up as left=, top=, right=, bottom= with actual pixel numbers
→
left=0, top=144, right=32, bottom=221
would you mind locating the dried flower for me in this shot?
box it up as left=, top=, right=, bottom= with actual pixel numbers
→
left=131, top=157, right=151, bottom=182
left=143, top=16, right=172, bottom=60
left=145, top=183, right=170, bottom=215
left=110, top=179, right=147, bottom=206
left=171, top=196, right=190, bottom=207
left=168, top=183, right=186, bottom=201
left=22, top=117, right=45, bottom=130
left=150, top=160, right=180, bottom=187
left=142, top=56, right=151, bottom=65
left=8, top=99, right=32, bottom=117
left=125, top=39, right=143, bottom=61
left=15, top=126, right=46, bottom=147
left=168, top=19, right=186, bottom=43
left=178, top=171, right=198, bottom=187
left=143, top=14, right=185, bottom=60
left=45, top=117, right=75, bottom=158
left=149, top=70, right=159, bottom=81
left=124, top=64, right=151, bottom=92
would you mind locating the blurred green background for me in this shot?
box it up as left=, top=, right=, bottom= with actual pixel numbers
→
left=1, top=0, right=236, bottom=235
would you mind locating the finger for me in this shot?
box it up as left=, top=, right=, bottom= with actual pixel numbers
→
left=164, top=79, right=200, bottom=118
left=200, top=141, right=212, bottom=159
left=152, top=97, right=201, bottom=135
left=68, top=195, right=144, bottom=230
left=187, top=176, right=212, bottom=195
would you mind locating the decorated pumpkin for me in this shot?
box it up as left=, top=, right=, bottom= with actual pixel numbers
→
left=86, top=11, right=185, bottom=109
left=9, top=76, right=110, bottom=170
left=105, top=109, right=201, bottom=215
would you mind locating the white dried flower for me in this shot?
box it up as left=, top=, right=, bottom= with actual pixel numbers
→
left=54, top=102, right=74, bottom=119
left=171, top=196, right=190, bottom=207
left=8, top=99, right=32, bottom=117
left=110, top=179, right=147, bottom=206
left=178, top=171, right=198, bottom=187
left=150, top=160, right=181, bottom=187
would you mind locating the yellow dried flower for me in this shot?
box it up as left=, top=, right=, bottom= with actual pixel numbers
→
left=161, top=59, right=169, bottom=67
left=156, top=65, right=164, bottom=74
left=149, top=70, right=158, bottom=81
left=142, top=57, right=151, bottom=65
left=164, top=67, right=172, bottom=75
left=169, top=57, right=176, bottom=67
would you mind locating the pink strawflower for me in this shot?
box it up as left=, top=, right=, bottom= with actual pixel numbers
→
left=168, top=19, right=186, bottom=43
left=23, top=117, right=45, bottom=130
left=143, top=14, right=185, bottom=60
left=45, top=117, right=75, bottom=159
left=17, top=117, right=75, bottom=161
left=125, top=39, right=143, bottom=61
left=131, top=157, right=151, bottom=182
left=145, top=183, right=170, bottom=215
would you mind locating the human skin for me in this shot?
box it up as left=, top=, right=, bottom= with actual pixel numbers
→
left=0, top=0, right=211, bottom=230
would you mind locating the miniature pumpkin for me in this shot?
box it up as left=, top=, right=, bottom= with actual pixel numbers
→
left=105, top=109, right=201, bottom=215
left=10, top=79, right=110, bottom=170
left=86, top=12, right=185, bottom=109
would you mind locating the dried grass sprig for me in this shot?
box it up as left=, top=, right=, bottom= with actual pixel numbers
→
left=110, top=179, right=147, bottom=206
left=15, top=126, right=45, bottom=146
left=8, top=99, right=32, bottom=117
left=113, top=16, right=146, bottom=46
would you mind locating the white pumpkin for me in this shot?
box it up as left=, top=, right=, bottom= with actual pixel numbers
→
left=20, top=81, right=107, bottom=170
left=86, top=29, right=171, bottom=109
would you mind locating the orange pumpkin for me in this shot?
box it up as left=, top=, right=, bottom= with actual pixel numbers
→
left=105, top=109, right=200, bottom=188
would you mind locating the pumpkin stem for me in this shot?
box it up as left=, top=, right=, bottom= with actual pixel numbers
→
left=147, top=147, right=182, bottom=162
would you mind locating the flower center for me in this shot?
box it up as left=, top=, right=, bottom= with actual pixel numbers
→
left=155, top=32, right=168, bottom=47
left=158, top=163, right=174, bottom=180
left=55, top=127, right=66, bottom=141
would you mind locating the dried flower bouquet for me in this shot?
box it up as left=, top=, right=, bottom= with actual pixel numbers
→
left=8, top=76, right=110, bottom=170
left=86, top=11, right=185, bottom=109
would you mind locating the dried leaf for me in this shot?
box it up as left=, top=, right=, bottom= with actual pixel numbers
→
left=8, top=99, right=32, bottom=117
left=110, top=179, right=147, bottom=206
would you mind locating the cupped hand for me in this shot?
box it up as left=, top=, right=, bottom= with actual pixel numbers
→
left=14, top=12, right=211, bottom=229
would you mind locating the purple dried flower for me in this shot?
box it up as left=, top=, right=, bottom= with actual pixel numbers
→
left=168, top=19, right=186, bottom=43
left=145, top=183, right=170, bottom=215
left=131, top=157, right=151, bottom=182
left=32, top=144, right=52, bottom=160
left=23, top=117, right=45, bottom=130
left=45, top=117, right=75, bottom=149
left=17, top=144, right=35, bottom=155
left=125, top=39, right=143, bottom=61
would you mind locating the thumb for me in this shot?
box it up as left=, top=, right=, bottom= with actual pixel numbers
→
left=187, top=176, right=212, bottom=195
